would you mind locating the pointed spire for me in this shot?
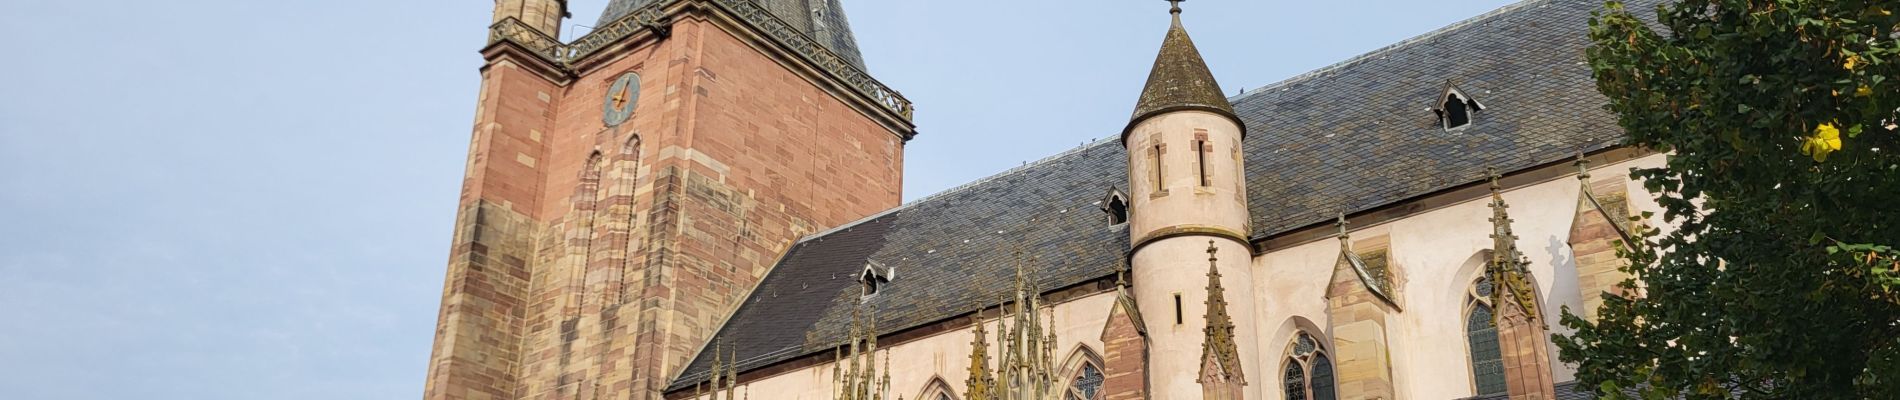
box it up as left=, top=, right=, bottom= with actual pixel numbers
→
left=706, top=341, right=718, bottom=400
left=862, top=308, right=878, bottom=400
left=726, top=343, right=738, bottom=400
left=965, top=304, right=994, bottom=400
left=879, top=350, right=891, bottom=400
left=1487, top=168, right=1517, bottom=268
left=832, top=345, right=839, bottom=398
left=1127, top=0, right=1239, bottom=138
left=1199, top=240, right=1246, bottom=384
left=1486, top=168, right=1542, bottom=321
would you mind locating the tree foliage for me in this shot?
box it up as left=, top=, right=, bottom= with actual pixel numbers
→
left=1558, top=0, right=1900, bottom=398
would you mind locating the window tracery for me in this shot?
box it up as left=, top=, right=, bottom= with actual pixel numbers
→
left=1280, top=332, right=1336, bottom=400
left=1064, top=362, right=1103, bottom=400
left=1466, top=276, right=1507, bottom=396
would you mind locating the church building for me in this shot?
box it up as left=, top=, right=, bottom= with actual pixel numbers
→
left=424, top=0, right=1666, bottom=399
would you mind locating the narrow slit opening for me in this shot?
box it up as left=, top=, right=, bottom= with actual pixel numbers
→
left=1195, top=139, right=1209, bottom=186
left=1174, top=293, right=1184, bottom=325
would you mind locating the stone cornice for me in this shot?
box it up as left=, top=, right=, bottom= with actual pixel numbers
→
left=480, top=38, right=575, bottom=85
left=1130, top=224, right=1251, bottom=255
left=1253, top=146, right=1655, bottom=253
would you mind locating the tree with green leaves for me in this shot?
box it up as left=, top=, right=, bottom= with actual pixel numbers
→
left=1558, top=0, right=1900, bottom=398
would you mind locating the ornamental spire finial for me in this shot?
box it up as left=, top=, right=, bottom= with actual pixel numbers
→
left=1335, top=212, right=1350, bottom=242
left=1169, top=0, right=1183, bottom=15
left=1575, top=151, right=1591, bottom=180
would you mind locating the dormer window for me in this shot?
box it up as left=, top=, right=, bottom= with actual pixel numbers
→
left=1434, top=82, right=1486, bottom=131
left=858, top=262, right=893, bottom=300
left=1100, top=187, right=1130, bottom=225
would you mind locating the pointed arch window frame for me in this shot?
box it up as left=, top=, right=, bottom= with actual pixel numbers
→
left=1056, top=345, right=1107, bottom=400
left=1279, top=331, right=1337, bottom=400
left=1463, top=275, right=1508, bottom=397
left=915, top=376, right=960, bottom=400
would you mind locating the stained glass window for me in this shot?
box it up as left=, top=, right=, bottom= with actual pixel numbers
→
left=937, top=394, right=952, bottom=400
left=1283, top=332, right=1336, bottom=400
left=1467, top=303, right=1506, bottom=395
left=1293, top=333, right=1317, bottom=357
left=1283, top=359, right=1307, bottom=400
left=1310, top=353, right=1336, bottom=400
left=1067, top=363, right=1103, bottom=400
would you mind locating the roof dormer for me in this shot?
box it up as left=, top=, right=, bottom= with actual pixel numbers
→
left=858, top=261, right=893, bottom=300
left=1100, top=187, right=1131, bottom=225
left=1434, top=82, right=1486, bottom=131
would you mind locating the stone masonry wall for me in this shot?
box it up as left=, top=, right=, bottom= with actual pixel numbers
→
left=430, top=13, right=908, bottom=400
left=1100, top=295, right=1147, bottom=400
left=1326, top=254, right=1396, bottom=400
left=425, top=55, right=562, bottom=400
left=1567, top=176, right=1633, bottom=323
left=1495, top=291, right=1556, bottom=400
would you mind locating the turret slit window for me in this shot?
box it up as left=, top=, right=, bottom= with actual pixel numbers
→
left=1282, top=332, right=1337, bottom=400
left=1151, top=144, right=1166, bottom=191
left=1466, top=276, right=1507, bottom=396
left=1194, top=137, right=1209, bottom=187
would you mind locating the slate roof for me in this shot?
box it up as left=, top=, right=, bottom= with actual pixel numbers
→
left=667, top=142, right=1132, bottom=390
left=668, top=0, right=1657, bottom=390
left=1235, top=0, right=1638, bottom=238
left=598, top=0, right=867, bottom=70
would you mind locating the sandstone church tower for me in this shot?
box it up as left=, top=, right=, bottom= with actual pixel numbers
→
left=1123, top=2, right=1262, bottom=398
left=424, top=0, right=916, bottom=399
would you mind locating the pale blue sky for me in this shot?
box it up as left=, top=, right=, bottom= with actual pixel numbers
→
left=0, top=0, right=1516, bottom=398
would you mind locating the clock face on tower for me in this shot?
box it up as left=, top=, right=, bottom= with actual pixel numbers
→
left=602, top=73, right=640, bottom=127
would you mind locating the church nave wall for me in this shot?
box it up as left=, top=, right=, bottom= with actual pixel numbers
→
left=1247, top=153, right=1672, bottom=400
left=697, top=291, right=1119, bottom=400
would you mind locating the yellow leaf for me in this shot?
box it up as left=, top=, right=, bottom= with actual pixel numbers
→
left=1857, top=85, right=1873, bottom=97
left=1845, top=54, right=1862, bottom=71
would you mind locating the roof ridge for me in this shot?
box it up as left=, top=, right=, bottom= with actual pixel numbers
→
left=797, top=136, right=1120, bottom=244
left=1230, top=0, right=1557, bottom=102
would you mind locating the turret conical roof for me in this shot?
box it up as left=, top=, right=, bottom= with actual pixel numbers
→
left=1128, top=7, right=1237, bottom=135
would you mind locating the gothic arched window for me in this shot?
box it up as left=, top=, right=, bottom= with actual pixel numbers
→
left=1281, top=332, right=1337, bottom=400
left=1065, top=362, right=1104, bottom=400
left=917, top=377, right=958, bottom=400
left=1466, top=276, right=1507, bottom=396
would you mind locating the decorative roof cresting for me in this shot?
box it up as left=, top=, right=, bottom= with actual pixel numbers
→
left=1128, top=0, right=1239, bottom=137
